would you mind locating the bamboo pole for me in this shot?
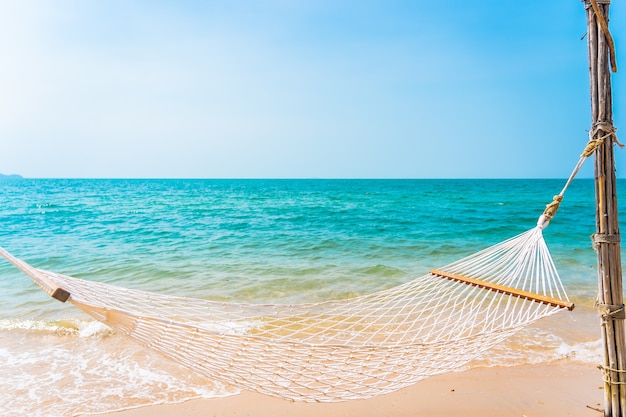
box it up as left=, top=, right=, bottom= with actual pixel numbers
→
left=584, top=1, right=624, bottom=416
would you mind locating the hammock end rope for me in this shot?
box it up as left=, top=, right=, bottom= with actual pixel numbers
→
left=541, top=195, right=563, bottom=225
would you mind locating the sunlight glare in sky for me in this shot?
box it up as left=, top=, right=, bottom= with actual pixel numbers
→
left=0, top=1, right=623, bottom=178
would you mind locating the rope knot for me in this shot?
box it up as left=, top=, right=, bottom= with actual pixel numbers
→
left=582, top=123, right=621, bottom=157
left=591, top=233, right=621, bottom=251
left=543, top=195, right=563, bottom=220
left=595, top=301, right=626, bottom=321
left=602, top=304, right=625, bottom=320
left=598, top=364, right=626, bottom=386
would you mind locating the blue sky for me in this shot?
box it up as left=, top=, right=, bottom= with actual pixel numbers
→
left=0, top=1, right=623, bottom=178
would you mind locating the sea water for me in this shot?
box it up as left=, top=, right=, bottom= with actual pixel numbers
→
left=0, top=178, right=618, bottom=416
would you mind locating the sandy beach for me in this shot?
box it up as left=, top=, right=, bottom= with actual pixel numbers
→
left=99, top=360, right=603, bottom=417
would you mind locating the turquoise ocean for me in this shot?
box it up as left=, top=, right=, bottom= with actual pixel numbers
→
left=0, top=178, right=620, bottom=416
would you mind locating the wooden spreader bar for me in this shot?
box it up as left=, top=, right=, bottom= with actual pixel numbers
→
left=430, top=269, right=575, bottom=311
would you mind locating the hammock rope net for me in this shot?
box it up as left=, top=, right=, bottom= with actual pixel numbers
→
left=0, top=219, right=573, bottom=402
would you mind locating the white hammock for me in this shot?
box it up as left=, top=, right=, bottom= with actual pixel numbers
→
left=0, top=215, right=573, bottom=402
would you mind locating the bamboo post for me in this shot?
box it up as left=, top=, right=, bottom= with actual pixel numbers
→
left=584, top=1, right=624, bottom=416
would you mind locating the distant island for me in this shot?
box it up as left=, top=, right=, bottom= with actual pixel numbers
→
left=0, top=173, right=24, bottom=179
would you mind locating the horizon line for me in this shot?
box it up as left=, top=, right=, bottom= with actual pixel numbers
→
left=0, top=175, right=605, bottom=181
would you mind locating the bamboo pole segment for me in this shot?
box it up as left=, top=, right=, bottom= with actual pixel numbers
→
left=429, top=270, right=575, bottom=310
left=584, top=1, right=624, bottom=416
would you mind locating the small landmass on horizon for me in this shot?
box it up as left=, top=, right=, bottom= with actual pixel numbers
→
left=0, top=173, right=24, bottom=179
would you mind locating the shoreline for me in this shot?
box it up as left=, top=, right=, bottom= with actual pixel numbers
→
left=97, top=360, right=604, bottom=417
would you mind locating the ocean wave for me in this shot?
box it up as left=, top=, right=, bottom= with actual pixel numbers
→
left=556, top=339, right=603, bottom=363
left=0, top=318, right=114, bottom=338
left=0, top=328, right=238, bottom=417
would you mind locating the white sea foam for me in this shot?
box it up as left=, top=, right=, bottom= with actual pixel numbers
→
left=77, top=320, right=114, bottom=337
left=0, top=327, right=239, bottom=417
left=0, top=318, right=78, bottom=333
left=0, top=317, right=117, bottom=340
left=556, top=339, right=603, bottom=363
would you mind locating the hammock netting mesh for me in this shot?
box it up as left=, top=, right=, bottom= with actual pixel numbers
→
left=0, top=224, right=572, bottom=402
